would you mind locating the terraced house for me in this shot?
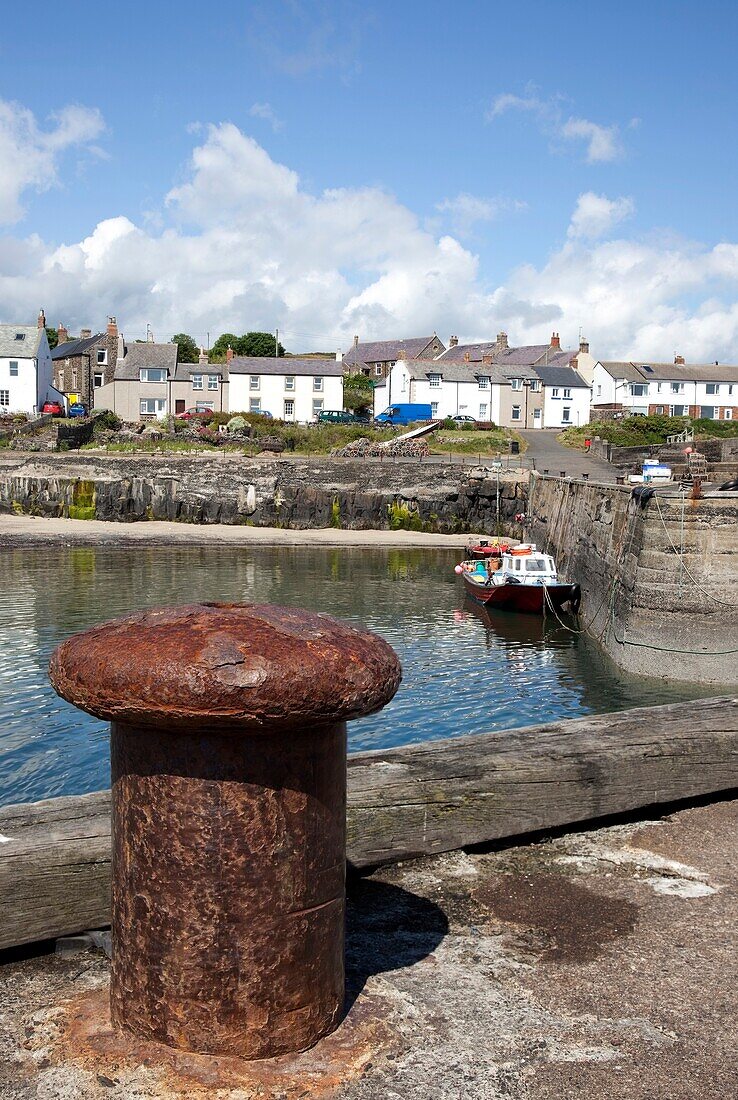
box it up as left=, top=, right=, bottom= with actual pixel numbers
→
left=592, top=358, right=738, bottom=420
left=51, top=317, right=120, bottom=409
left=343, top=334, right=446, bottom=378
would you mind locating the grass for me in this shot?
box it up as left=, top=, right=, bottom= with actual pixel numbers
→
left=429, top=428, right=524, bottom=455
left=560, top=414, right=738, bottom=450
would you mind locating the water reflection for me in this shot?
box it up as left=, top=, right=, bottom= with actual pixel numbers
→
left=0, top=545, right=713, bottom=807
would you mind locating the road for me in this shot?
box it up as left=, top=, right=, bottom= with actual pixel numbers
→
left=517, top=429, right=616, bottom=480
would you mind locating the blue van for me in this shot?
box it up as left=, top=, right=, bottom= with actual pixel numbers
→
left=374, top=403, right=433, bottom=426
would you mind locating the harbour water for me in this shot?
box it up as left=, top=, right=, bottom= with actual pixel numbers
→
left=0, top=545, right=714, bottom=807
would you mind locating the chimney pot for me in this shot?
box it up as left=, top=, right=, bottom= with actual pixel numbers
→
left=496, top=331, right=508, bottom=349
left=38, top=308, right=46, bottom=329
left=107, top=316, right=118, bottom=338
left=674, top=354, right=685, bottom=365
left=481, top=354, right=493, bottom=365
left=226, top=344, right=234, bottom=363
left=579, top=337, right=589, bottom=354
left=449, top=335, right=459, bottom=347
left=198, top=346, right=209, bottom=364
left=80, top=328, right=92, bottom=339
left=550, top=332, right=560, bottom=349
left=57, top=323, right=69, bottom=345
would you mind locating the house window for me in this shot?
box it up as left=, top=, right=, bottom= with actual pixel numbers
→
left=140, top=368, right=168, bottom=382
left=14, top=333, right=25, bottom=341
left=596, top=384, right=602, bottom=396
left=724, top=408, right=733, bottom=420
left=563, top=387, right=572, bottom=399
left=670, top=405, right=687, bottom=416
left=562, top=407, right=571, bottom=422
left=312, top=398, right=324, bottom=416
left=671, top=382, right=684, bottom=393
left=655, top=405, right=664, bottom=414
left=97, top=350, right=107, bottom=365
left=401, top=374, right=407, bottom=392
left=207, top=374, right=218, bottom=390
left=285, top=376, right=295, bottom=391
left=479, top=403, right=488, bottom=419
left=511, top=378, right=523, bottom=391
left=284, top=399, right=294, bottom=419
left=530, top=380, right=541, bottom=392
left=728, top=385, right=734, bottom=395
left=429, top=374, right=441, bottom=388
left=375, top=365, right=383, bottom=376
left=657, top=382, right=662, bottom=392
left=430, top=401, right=438, bottom=416
left=191, top=374, right=203, bottom=390
left=93, top=372, right=104, bottom=388
left=313, top=376, right=323, bottom=392
left=630, top=384, right=647, bottom=396
left=72, top=369, right=78, bottom=388
left=250, top=398, right=261, bottom=413
left=250, top=375, right=260, bottom=390
left=700, top=406, right=716, bottom=419
left=0, top=390, right=9, bottom=407
left=478, top=376, right=489, bottom=389
left=551, top=388, right=560, bottom=399
left=140, top=398, right=166, bottom=416
left=511, top=405, right=521, bottom=421
left=706, top=383, right=720, bottom=395
left=9, top=361, right=18, bottom=377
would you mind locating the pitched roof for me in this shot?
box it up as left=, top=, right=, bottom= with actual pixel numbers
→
left=599, top=361, right=738, bottom=384
left=533, top=365, right=591, bottom=388
left=0, top=324, right=43, bottom=358
left=173, top=362, right=225, bottom=380
left=228, top=356, right=343, bottom=377
left=343, top=336, right=442, bottom=368
left=114, top=341, right=178, bottom=380
left=52, top=333, right=104, bottom=359
left=435, top=341, right=498, bottom=363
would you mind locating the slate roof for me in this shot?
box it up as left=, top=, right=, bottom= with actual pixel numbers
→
left=0, top=325, right=43, bottom=358
left=114, top=342, right=178, bottom=380
left=533, top=366, right=591, bottom=389
left=228, top=356, right=343, bottom=377
left=435, top=342, right=498, bottom=363
left=173, top=362, right=224, bottom=381
left=343, top=336, right=441, bottom=369
left=599, top=361, right=738, bottom=384
left=52, top=334, right=104, bottom=359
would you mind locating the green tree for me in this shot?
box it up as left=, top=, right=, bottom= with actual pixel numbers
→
left=343, top=371, right=374, bottom=414
left=45, top=326, right=59, bottom=350
left=171, top=333, right=199, bottom=363
left=209, top=333, right=239, bottom=363
left=238, top=331, right=285, bottom=357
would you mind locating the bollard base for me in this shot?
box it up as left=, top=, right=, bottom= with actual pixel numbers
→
left=49, top=984, right=395, bottom=1098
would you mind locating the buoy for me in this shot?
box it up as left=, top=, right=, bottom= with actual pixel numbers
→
left=454, top=564, right=463, bottom=574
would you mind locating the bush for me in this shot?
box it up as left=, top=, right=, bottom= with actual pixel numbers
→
left=441, top=418, right=457, bottom=430
left=93, top=409, right=122, bottom=431
left=561, top=414, right=691, bottom=448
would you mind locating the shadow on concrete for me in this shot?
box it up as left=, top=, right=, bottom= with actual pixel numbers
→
left=344, top=878, right=448, bottom=1013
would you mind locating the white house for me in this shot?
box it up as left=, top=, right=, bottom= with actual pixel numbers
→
left=0, top=313, right=59, bottom=417
left=374, top=359, right=503, bottom=422
left=535, top=366, right=592, bottom=428
left=592, top=359, right=738, bottom=420
left=228, top=357, right=344, bottom=421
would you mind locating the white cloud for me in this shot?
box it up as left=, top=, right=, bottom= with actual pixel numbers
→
left=248, top=102, right=285, bottom=132
left=436, top=193, right=526, bottom=236
left=5, top=120, right=738, bottom=365
left=487, top=88, right=625, bottom=164
left=0, top=99, right=105, bottom=225
left=568, top=192, right=635, bottom=240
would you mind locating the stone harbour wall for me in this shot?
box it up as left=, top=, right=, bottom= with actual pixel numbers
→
left=527, top=473, right=738, bottom=684
left=0, top=453, right=528, bottom=535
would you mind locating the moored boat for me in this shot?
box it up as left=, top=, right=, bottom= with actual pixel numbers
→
left=455, top=545, right=581, bottom=615
left=464, top=536, right=517, bottom=560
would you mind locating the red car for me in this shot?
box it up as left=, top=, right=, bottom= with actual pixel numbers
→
left=176, top=407, right=215, bottom=421
left=42, top=401, right=64, bottom=416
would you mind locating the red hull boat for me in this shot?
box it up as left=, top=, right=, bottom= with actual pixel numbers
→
left=461, top=572, right=580, bottom=613
left=456, top=545, right=581, bottom=616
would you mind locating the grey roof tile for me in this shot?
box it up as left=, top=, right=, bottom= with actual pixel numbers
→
left=228, top=356, right=343, bottom=377
left=343, top=336, right=442, bottom=367
left=533, top=366, right=591, bottom=388
left=599, top=361, right=738, bottom=384
left=52, top=334, right=104, bottom=359
left=0, top=324, right=43, bottom=358
left=114, top=342, right=178, bottom=380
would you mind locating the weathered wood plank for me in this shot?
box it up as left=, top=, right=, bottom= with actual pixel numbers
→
left=1, top=697, right=736, bottom=950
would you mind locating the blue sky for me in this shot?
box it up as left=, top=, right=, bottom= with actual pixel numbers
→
left=2, top=0, right=738, bottom=358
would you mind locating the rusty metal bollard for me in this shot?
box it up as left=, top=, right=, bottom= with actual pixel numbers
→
left=49, top=603, right=401, bottom=1059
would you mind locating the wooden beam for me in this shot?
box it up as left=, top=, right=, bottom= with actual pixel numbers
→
left=1, top=697, right=736, bottom=951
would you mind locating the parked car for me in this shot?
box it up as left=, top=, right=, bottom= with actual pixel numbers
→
left=42, top=401, right=64, bottom=417
left=177, top=407, right=215, bottom=421
left=68, top=403, right=88, bottom=418
left=317, top=410, right=369, bottom=425
left=450, top=414, right=477, bottom=425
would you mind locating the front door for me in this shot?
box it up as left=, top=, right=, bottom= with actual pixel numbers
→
left=533, top=408, right=542, bottom=429
left=175, top=399, right=185, bottom=415
left=284, top=399, right=295, bottom=421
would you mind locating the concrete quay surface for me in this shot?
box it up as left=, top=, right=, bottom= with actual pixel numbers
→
left=1, top=799, right=734, bottom=1100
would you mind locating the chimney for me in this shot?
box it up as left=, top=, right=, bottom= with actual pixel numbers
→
left=353, top=335, right=359, bottom=349
left=496, top=331, right=508, bottom=349
left=107, top=316, right=118, bottom=339
left=199, top=346, right=209, bottom=364
left=57, top=323, right=69, bottom=345
left=482, top=353, right=494, bottom=365
left=38, top=308, right=46, bottom=329
left=335, top=348, right=342, bottom=362
left=464, top=352, right=471, bottom=362
left=449, top=335, right=459, bottom=347
left=579, top=336, right=589, bottom=355
left=674, top=354, right=685, bottom=365
left=550, top=332, right=560, bottom=349
left=226, top=344, right=234, bottom=363
left=80, top=328, right=92, bottom=339
left=570, top=356, right=579, bottom=372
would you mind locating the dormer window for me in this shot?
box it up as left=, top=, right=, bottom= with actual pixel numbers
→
left=428, top=373, right=441, bottom=388
left=511, top=378, right=523, bottom=391
left=478, top=375, right=489, bottom=389
left=14, top=333, right=25, bottom=341
left=139, top=368, right=167, bottom=382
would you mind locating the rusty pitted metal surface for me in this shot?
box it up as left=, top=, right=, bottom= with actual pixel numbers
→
left=47, top=603, right=402, bottom=1060
left=48, top=602, right=402, bottom=731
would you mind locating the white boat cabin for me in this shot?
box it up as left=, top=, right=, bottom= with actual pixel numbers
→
left=462, top=546, right=559, bottom=587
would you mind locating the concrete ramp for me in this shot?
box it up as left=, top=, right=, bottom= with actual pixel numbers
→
left=391, top=420, right=440, bottom=443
